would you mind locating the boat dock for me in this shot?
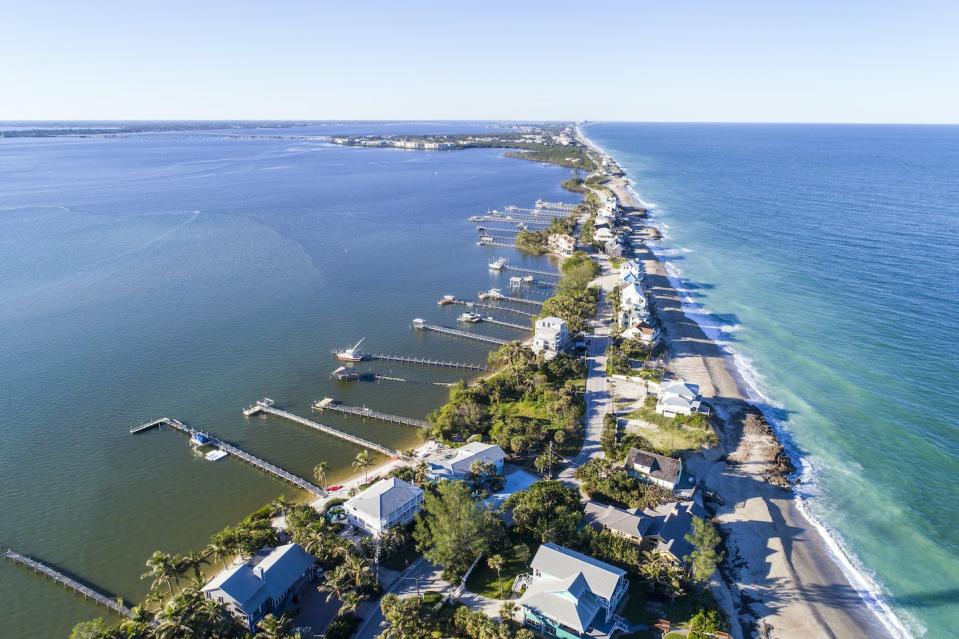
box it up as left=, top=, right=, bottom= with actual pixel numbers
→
left=412, top=318, right=511, bottom=345
left=3, top=548, right=133, bottom=618
left=479, top=293, right=544, bottom=307
left=477, top=239, right=514, bottom=249
left=366, top=352, right=486, bottom=370
left=505, top=205, right=569, bottom=217
left=449, top=299, right=536, bottom=318
left=131, top=417, right=324, bottom=497
left=314, top=398, right=430, bottom=429
left=244, top=399, right=400, bottom=457
left=503, top=265, right=560, bottom=278
left=478, top=316, right=531, bottom=331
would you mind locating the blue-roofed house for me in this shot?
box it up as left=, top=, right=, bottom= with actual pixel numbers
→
left=516, top=543, right=630, bottom=639
left=201, top=543, right=317, bottom=632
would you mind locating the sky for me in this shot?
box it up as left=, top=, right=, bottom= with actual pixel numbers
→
left=2, top=0, right=958, bottom=123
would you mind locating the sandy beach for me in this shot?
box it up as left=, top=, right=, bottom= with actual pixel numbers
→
left=583, top=132, right=899, bottom=639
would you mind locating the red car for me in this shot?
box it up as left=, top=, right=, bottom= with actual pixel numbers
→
left=327, top=485, right=343, bottom=492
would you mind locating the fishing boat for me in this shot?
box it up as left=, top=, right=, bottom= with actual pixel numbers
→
left=457, top=312, right=482, bottom=323
left=335, top=337, right=367, bottom=362
left=438, top=294, right=456, bottom=305
left=488, top=257, right=507, bottom=271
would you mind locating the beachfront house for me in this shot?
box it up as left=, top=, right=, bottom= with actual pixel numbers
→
left=426, top=442, right=506, bottom=481
left=620, top=259, right=645, bottom=281
left=532, top=316, right=572, bottom=357
left=548, top=233, right=577, bottom=256
left=344, top=477, right=424, bottom=536
left=582, top=492, right=706, bottom=566
left=624, top=448, right=683, bottom=490
left=593, top=226, right=616, bottom=244
left=620, top=323, right=661, bottom=346
left=655, top=379, right=704, bottom=417
left=618, top=283, right=650, bottom=327
left=604, top=239, right=623, bottom=259
left=201, top=543, right=317, bottom=632
left=517, top=543, right=630, bottom=639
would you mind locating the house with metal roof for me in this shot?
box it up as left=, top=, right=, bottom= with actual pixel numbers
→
left=516, top=543, right=630, bottom=639
left=344, top=477, right=424, bottom=536
left=201, top=543, right=316, bottom=632
left=655, top=379, right=704, bottom=417
left=426, top=442, right=506, bottom=481
left=624, top=448, right=683, bottom=490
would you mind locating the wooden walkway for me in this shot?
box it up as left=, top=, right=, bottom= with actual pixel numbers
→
left=450, top=299, right=536, bottom=318
left=3, top=548, right=133, bottom=618
left=477, top=239, right=514, bottom=249
left=245, top=399, right=400, bottom=457
left=365, top=352, right=486, bottom=371
left=314, top=398, right=430, bottom=429
left=478, top=316, right=530, bottom=331
left=131, top=417, right=324, bottom=497
left=482, top=293, right=544, bottom=307
left=503, top=265, right=560, bottom=278
left=412, top=320, right=511, bottom=345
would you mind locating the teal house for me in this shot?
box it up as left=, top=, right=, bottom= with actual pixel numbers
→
left=517, top=543, right=630, bottom=639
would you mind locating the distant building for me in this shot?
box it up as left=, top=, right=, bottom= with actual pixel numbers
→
left=604, top=239, right=623, bottom=259
left=582, top=491, right=706, bottom=565
left=426, top=442, right=506, bottom=480
left=655, top=379, right=704, bottom=417
left=344, top=477, right=424, bottom=536
left=624, top=448, right=682, bottom=490
left=593, top=227, right=616, bottom=244
left=201, top=543, right=316, bottom=632
left=532, top=316, right=571, bottom=357
left=517, top=543, right=629, bottom=639
left=548, top=233, right=577, bottom=256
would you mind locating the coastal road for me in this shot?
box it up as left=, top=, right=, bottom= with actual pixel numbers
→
left=558, top=285, right=612, bottom=486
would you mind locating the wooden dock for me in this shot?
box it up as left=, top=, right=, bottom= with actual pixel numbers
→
left=478, top=316, right=531, bottom=331
left=504, top=205, right=569, bottom=217
left=366, top=352, right=486, bottom=371
left=412, top=319, right=511, bottom=345
left=3, top=548, right=133, bottom=618
left=449, top=299, right=536, bottom=318
left=314, top=398, right=430, bottom=429
left=503, top=265, right=560, bottom=278
left=477, top=239, right=515, bottom=249
left=479, top=293, right=544, bottom=307
left=244, top=399, right=400, bottom=457
left=131, top=416, right=325, bottom=497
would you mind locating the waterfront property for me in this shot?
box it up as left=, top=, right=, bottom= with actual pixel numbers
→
left=517, top=543, right=630, bottom=639
left=532, top=316, right=572, bottom=357
left=619, top=323, right=660, bottom=346
left=582, top=491, right=706, bottom=566
left=343, top=477, right=424, bottom=536
left=201, top=543, right=317, bottom=632
left=425, top=442, right=506, bottom=480
left=624, top=447, right=682, bottom=490
left=654, top=379, right=704, bottom=417
left=548, top=233, right=577, bottom=256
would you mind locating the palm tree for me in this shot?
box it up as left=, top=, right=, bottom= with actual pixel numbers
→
left=499, top=600, right=517, bottom=622
left=270, top=495, right=292, bottom=517
left=352, top=450, right=374, bottom=483
left=413, top=459, right=430, bottom=485
left=313, top=461, right=329, bottom=490
left=255, top=613, right=296, bottom=638
left=141, top=551, right=180, bottom=596
left=487, top=554, right=505, bottom=583
left=205, top=534, right=234, bottom=569
left=181, top=551, right=208, bottom=580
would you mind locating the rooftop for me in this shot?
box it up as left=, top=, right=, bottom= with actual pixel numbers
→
left=345, top=477, right=423, bottom=521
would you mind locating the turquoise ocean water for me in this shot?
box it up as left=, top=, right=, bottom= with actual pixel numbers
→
left=585, top=123, right=959, bottom=639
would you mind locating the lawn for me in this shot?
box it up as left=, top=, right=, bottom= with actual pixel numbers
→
left=466, top=544, right=532, bottom=599
left=633, top=424, right=717, bottom=457
left=381, top=542, right=420, bottom=571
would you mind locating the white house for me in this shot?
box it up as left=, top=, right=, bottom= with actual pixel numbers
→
left=619, top=259, right=645, bottom=281
left=620, top=323, right=660, bottom=346
left=532, top=316, right=571, bottom=357
left=593, top=226, right=616, bottom=244
left=618, top=283, right=650, bottom=327
left=517, top=543, right=629, bottom=639
left=548, top=233, right=577, bottom=256
left=201, top=543, right=316, bottom=632
left=655, top=379, right=704, bottom=417
left=426, top=442, right=506, bottom=480
left=624, top=448, right=682, bottom=490
left=344, top=477, right=424, bottom=536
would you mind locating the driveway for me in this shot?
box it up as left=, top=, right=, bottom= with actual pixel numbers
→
left=353, top=556, right=451, bottom=639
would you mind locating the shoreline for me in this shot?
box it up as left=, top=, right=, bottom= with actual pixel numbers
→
left=577, top=126, right=910, bottom=639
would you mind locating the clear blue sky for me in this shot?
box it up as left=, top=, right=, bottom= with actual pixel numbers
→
left=3, top=0, right=957, bottom=123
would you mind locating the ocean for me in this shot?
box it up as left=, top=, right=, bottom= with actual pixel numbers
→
left=0, top=123, right=577, bottom=638
left=584, top=122, right=959, bottom=639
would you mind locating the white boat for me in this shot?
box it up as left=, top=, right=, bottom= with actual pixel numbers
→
left=468, top=215, right=484, bottom=222
left=438, top=294, right=456, bottom=305
left=479, top=288, right=505, bottom=300
left=335, top=337, right=367, bottom=362
left=457, top=312, right=482, bottom=323
left=488, top=257, right=507, bottom=271
left=205, top=449, right=228, bottom=462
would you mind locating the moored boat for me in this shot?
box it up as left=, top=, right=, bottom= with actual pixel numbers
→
left=335, top=337, right=367, bottom=362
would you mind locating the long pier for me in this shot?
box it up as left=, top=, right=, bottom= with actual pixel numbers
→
left=503, top=265, right=560, bottom=278
left=468, top=216, right=550, bottom=227
left=480, top=293, right=544, bottom=307
left=244, top=399, right=400, bottom=457
left=366, top=353, right=486, bottom=371
left=477, top=239, right=515, bottom=249
left=412, top=319, right=511, bottom=345
left=3, top=548, right=133, bottom=618
left=478, top=316, right=531, bottom=331
left=450, top=299, right=536, bottom=318
left=131, top=417, right=325, bottom=497
left=314, top=398, right=430, bottom=429
left=504, top=205, right=569, bottom=217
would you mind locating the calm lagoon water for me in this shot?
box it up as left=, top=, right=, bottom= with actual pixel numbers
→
left=0, top=124, right=576, bottom=638
left=585, top=123, right=959, bottom=639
